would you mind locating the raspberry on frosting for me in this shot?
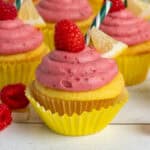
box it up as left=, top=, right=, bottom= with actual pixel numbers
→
left=0, top=0, right=17, bottom=20
left=109, top=0, right=125, bottom=13
left=54, top=20, right=85, bottom=52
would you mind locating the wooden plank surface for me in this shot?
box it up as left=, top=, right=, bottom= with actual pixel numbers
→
left=0, top=123, right=150, bottom=150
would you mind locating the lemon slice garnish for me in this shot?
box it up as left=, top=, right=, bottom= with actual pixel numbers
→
left=127, top=0, right=150, bottom=20
left=18, top=0, right=45, bottom=27
left=90, top=27, right=127, bottom=58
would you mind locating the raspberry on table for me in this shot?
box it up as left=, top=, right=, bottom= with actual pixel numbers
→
left=0, top=84, right=29, bottom=110
left=0, top=104, right=12, bottom=131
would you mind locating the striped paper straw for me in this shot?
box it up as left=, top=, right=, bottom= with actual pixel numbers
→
left=124, top=0, right=128, bottom=7
left=86, top=0, right=112, bottom=44
left=15, top=0, right=23, bottom=10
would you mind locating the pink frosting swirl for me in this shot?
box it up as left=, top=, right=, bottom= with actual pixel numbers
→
left=36, top=47, right=118, bottom=92
left=37, top=0, right=93, bottom=22
left=0, top=19, right=43, bottom=55
left=100, top=9, right=150, bottom=46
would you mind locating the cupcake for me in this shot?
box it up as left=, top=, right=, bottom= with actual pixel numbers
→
left=26, top=20, right=128, bottom=136
left=36, top=0, right=94, bottom=49
left=88, top=0, right=104, bottom=14
left=100, top=0, right=150, bottom=85
left=0, top=1, right=49, bottom=89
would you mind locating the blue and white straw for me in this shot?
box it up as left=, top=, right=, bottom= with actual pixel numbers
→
left=15, top=0, right=23, bottom=10
left=86, top=0, right=112, bottom=45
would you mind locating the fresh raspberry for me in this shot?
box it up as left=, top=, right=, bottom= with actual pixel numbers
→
left=54, top=20, right=85, bottom=53
left=0, top=84, right=29, bottom=110
left=0, top=1, right=17, bottom=20
left=0, top=104, right=12, bottom=131
left=109, top=0, right=125, bottom=13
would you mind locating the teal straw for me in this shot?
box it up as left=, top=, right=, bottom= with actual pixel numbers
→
left=86, top=0, right=112, bottom=44
left=16, top=0, right=21, bottom=10
left=124, top=0, right=128, bottom=7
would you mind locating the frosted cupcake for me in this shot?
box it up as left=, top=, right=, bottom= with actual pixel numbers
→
left=26, top=20, right=128, bottom=136
left=0, top=2, right=48, bottom=88
left=36, top=0, right=94, bottom=49
left=100, top=0, right=150, bottom=85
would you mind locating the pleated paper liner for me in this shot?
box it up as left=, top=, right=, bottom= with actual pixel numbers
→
left=38, top=15, right=94, bottom=50
left=116, top=52, right=150, bottom=86
left=0, top=43, right=49, bottom=89
left=0, top=60, right=39, bottom=89
left=26, top=88, right=128, bottom=136
left=38, top=24, right=54, bottom=51
left=30, top=83, right=125, bottom=116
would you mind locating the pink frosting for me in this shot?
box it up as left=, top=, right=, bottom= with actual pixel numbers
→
left=37, top=0, right=93, bottom=22
left=36, top=47, right=118, bottom=92
left=100, top=9, right=150, bottom=46
left=0, top=19, right=43, bottom=55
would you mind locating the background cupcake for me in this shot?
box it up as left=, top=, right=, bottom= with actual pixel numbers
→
left=36, top=0, right=94, bottom=49
left=0, top=1, right=49, bottom=89
left=26, top=20, right=128, bottom=136
left=100, top=0, right=150, bottom=85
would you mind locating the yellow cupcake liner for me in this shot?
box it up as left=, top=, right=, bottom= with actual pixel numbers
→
left=38, top=16, right=94, bottom=50
left=38, top=25, right=55, bottom=51
left=88, top=0, right=104, bottom=14
left=116, top=53, right=150, bottom=86
left=0, top=60, right=40, bottom=89
left=26, top=88, right=128, bottom=136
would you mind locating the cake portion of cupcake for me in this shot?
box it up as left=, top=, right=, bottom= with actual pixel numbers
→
left=88, top=0, right=104, bottom=14
left=26, top=20, right=128, bottom=136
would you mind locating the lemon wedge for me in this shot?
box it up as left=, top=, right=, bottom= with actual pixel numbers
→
left=127, top=0, right=150, bottom=20
left=18, top=0, right=46, bottom=27
left=89, top=27, right=127, bottom=58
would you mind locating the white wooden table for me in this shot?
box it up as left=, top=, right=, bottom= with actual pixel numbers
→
left=0, top=75, right=150, bottom=150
